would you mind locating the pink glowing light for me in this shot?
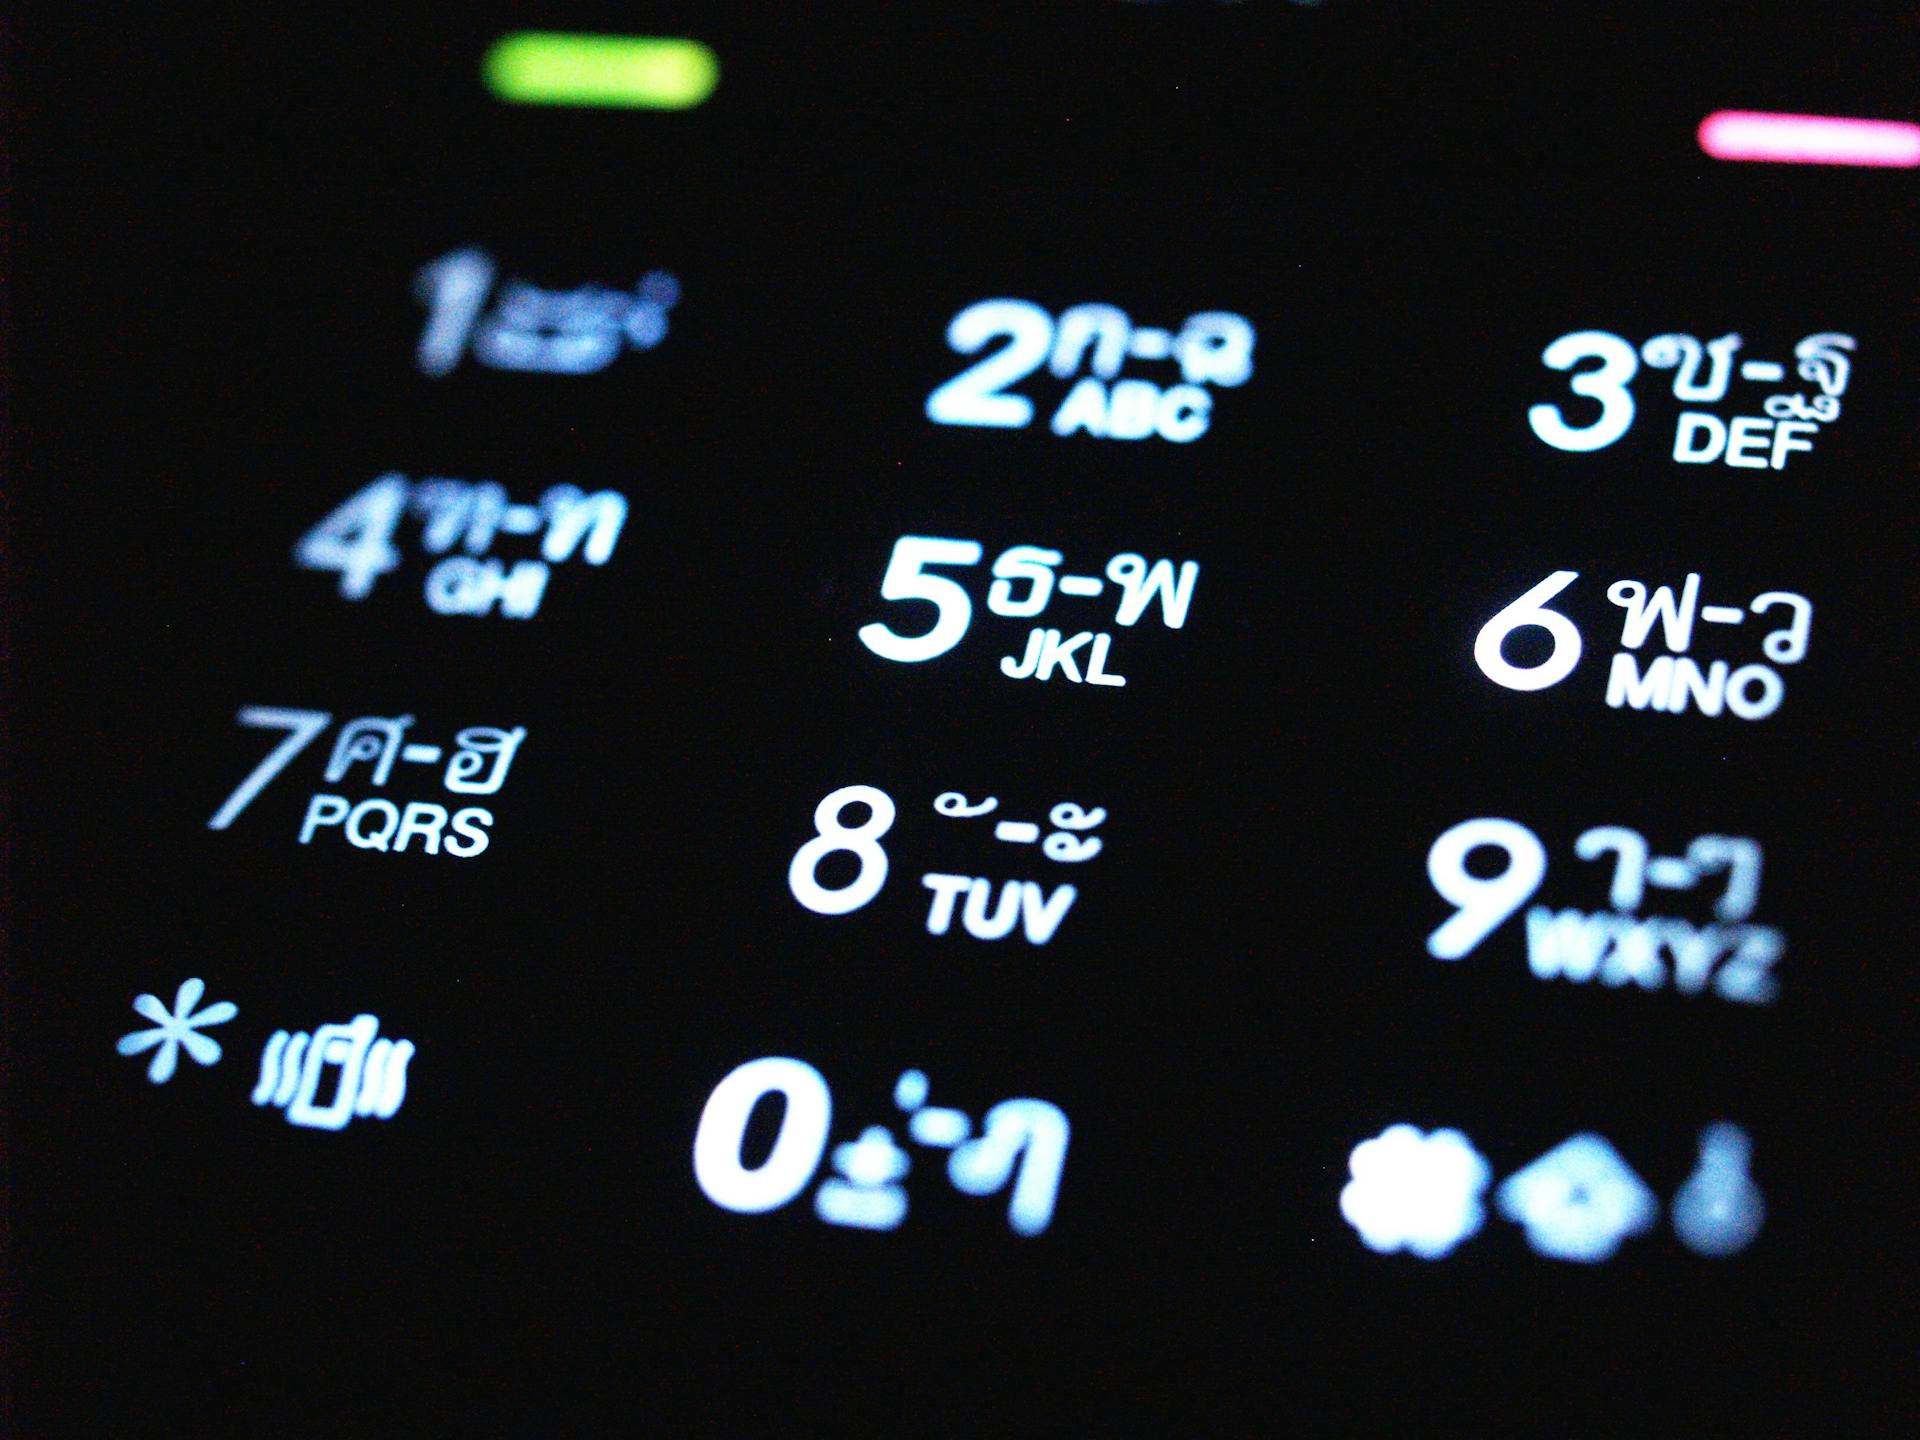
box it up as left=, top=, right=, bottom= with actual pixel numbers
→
left=1698, top=110, right=1920, bottom=168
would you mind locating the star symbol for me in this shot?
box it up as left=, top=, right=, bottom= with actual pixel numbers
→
left=115, top=978, right=238, bottom=1084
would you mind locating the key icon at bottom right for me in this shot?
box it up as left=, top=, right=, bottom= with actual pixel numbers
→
left=1672, top=1123, right=1764, bottom=1257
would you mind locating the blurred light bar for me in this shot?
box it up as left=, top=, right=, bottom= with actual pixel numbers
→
left=1698, top=110, right=1920, bottom=168
left=482, top=33, right=719, bottom=110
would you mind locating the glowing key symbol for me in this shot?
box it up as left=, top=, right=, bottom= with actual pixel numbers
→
left=115, top=978, right=237, bottom=1085
left=1699, top=111, right=1920, bottom=168
left=1340, top=1125, right=1491, bottom=1259
left=1497, top=1134, right=1656, bottom=1263
left=1672, top=1123, right=1764, bottom=1258
left=482, top=33, right=719, bottom=111
left=253, top=1015, right=414, bottom=1132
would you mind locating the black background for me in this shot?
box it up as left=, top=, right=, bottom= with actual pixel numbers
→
left=5, top=2, right=1917, bottom=1432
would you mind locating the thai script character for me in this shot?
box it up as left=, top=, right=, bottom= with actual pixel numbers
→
left=1749, top=591, right=1812, bottom=663
left=1175, top=311, right=1255, bottom=387
left=948, top=1098, right=1070, bottom=1236
left=443, top=725, right=526, bottom=795
left=1607, top=574, right=1699, bottom=652
left=987, top=546, right=1062, bottom=618
left=1049, top=304, right=1132, bottom=379
left=1042, top=801, right=1106, bottom=863
left=1574, top=826, right=1649, bottom=911
left=1673, top=1123, right=1764, bottom=1256
left=411, top=479, right=479, bottom=554
left=1640, top=332, right=1741, bottom=403
left=540, top=486, right=628, bottom=566
left=1794, top=332, right=1855, bottom=397
left=1685, top=836, right=1763, bottom=921
left=813, top=1126, right=910, bottom=1232
left=1762, top=392, right=1840, bottom=423
left=325, top=714, right=415, bottom=787
left=411, top=480, right=513, bottom=555
left=1106, top=553, right=1200, bottom=629
left=933, top=792, right=998, bottom=819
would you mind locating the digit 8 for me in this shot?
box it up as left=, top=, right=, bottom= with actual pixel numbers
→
left=788, top=785, right=897, bottom=916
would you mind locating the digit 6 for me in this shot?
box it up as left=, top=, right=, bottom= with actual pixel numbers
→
left=1473, top=571, right=1582, bottom=692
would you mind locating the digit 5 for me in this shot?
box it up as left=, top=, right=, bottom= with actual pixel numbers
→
left=857, top=537, right=984, bottom=664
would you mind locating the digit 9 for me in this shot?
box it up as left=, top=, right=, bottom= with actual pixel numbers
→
left=1425, top=818, right=1547, bottom=960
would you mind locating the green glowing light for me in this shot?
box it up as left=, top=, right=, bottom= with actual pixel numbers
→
left=482, top=33, right=719, bottom=111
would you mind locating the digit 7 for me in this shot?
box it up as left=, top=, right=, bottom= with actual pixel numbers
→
left=207, top=708, right=333, bottom=830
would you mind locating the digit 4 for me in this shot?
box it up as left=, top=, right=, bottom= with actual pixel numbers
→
left=295, top=474, right=409, bottom=600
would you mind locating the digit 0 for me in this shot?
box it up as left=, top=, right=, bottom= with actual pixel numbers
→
left=787, top=784, right=897, bottom=916
left=693, top=1057, right=832, bottom=1214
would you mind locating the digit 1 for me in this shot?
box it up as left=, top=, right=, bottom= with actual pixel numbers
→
left=414, top=248, right=495, bottom=377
